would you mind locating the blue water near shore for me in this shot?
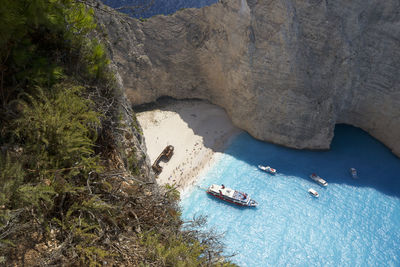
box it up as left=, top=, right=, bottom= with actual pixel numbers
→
left=181, top=125, right=400, bottom=266
left=101, top=0, right=218, bottom=18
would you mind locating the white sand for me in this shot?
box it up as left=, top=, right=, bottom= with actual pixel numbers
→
left=136, top=100, right=241, bottom=193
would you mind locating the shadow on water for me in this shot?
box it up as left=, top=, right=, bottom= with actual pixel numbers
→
left=135, top=98, right=400, bottom=198
left=225, top=126, right=400, bottom=198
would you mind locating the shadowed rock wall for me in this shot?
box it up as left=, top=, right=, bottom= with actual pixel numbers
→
left=96, top=0, right=400, bottom=156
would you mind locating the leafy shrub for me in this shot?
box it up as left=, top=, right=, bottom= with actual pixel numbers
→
left=0, top=1, right=236, bottom=266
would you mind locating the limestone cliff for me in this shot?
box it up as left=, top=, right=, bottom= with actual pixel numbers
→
left=96, top=0, right=400, bottom=156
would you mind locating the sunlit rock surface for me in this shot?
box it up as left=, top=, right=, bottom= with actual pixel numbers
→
left=96, top=0, right=400, bottom=156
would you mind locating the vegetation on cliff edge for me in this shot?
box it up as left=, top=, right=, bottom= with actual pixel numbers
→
left=0, top=0, right=236, bottom=266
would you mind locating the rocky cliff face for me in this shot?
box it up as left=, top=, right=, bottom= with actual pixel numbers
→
left=96, top=0, right=400, bottom=156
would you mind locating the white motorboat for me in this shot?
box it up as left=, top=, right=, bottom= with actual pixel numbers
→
left=206, top=184, right=258, bottom=207
left=308, top=188, right=319, bottom=198
left=350, top=168, right=358, bottom=179
left=258, top=165, right=277, bottom=175
left=309, top=173, right=328, bottom=187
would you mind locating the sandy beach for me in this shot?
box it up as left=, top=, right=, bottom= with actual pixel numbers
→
left=136, top=99, right=241, bottom=193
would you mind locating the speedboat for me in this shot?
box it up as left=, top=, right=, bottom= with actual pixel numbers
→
left=206, top=184, right=258, bottom=207
left=350, top=168, right=358, bottom=179
left=308, top=188, right=319, bottom=198
left=258, top=165, right=277, bottom=175
left=309, top=173, right=328, bottom=186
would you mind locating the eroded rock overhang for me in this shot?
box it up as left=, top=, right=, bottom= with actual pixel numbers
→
left=95, top=0, right=400, bottom=157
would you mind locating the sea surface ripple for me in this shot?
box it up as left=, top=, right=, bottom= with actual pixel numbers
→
left=181, top=125, right=400, bottom=266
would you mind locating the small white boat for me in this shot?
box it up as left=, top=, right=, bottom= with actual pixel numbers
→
left=308, top=188, right=319, bottom=198
left=258, top=165, right=277, bottom=175
left=309, top=173, right=328, bottom=186
left=350, top=168, right=358, bottom=179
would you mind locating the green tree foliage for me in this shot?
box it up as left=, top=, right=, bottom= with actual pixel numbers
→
left=0, top=0, right=108, bottom=111
left=0, top=0, right=236, bottom=266
left=0, top=153, right=24, bottom=210
left=140, top=232, right=206, bottom=266
left=0, top=1, right=111, bottom=264
left=14, top=85, right=100, bottom=177
left=84, top=40, right=110, bottom=80
left=0, top=83, right=105, bottom=263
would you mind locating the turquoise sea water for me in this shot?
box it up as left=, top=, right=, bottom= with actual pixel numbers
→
left=181, top=125, right=400, bottom=266
left=101, top=0, right=217, bottom=18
